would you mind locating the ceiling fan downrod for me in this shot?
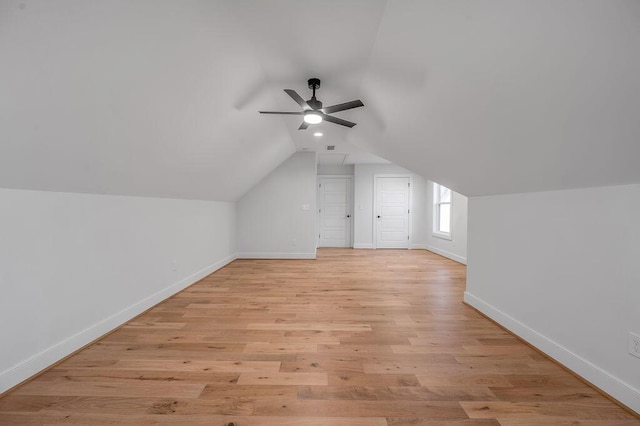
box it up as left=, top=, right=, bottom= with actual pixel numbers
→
left=307, top=78, right=322, bottom=110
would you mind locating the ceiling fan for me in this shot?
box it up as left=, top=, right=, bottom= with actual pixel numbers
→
left=259, top=78, right=364, bottom=130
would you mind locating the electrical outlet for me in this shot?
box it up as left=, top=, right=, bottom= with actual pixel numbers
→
left=170, top=261, right=177, bottom=273
left=629, top=332, right=640, bottom=359
left=291, top=239, right=297, bottom=246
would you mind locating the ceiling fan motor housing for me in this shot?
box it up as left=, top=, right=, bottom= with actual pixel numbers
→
left=307, top=98, right=323, bottom=110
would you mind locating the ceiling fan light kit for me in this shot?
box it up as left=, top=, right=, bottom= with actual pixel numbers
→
left=303, top=111, right=323, bottom=124
left=259, top=78, right=364, bottom=130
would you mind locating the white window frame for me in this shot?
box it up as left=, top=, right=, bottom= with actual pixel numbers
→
left=432, top=182, right=452, bottom=240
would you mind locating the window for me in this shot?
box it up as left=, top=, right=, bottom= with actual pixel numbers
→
left=433, top=182, right=452, bottom=240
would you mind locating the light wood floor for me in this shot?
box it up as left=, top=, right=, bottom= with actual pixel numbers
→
left=1, top=249, right=638, bottom=425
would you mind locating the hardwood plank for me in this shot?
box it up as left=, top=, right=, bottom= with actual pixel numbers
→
left=488, top=386, right=602, bottom=402
left=496, top=420, right=640, bottom=426
left=280, top=356, right=364, bottom=374
left=112, top=359, right=281, bottom=373
left=318, top=344, right=394, bottom=354
left=387, top=419, right=501, bottom=426
left=417, top=374, right=514, bottom=388
left=40, top=365, right=242, bottom=380
left=246, top=323, right=373, bottom=332
left=327, top=372, right=421, bottom=387
left=298, top=385, right=496, bottom=401
left=0, top=413, right=389, bottom=425
left=11, top=381, right=205, bottom=398
left=251, top=399, right=468, bottom=418
left=461, top=401, right=637, bottom=421
left=243, top=342, right=318, bottom=353
left=237, top=372, right=328, bottom=386
left=199, top=384, right=298, bottom=400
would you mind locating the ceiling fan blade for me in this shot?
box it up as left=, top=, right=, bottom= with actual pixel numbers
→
left=322, top=100, right=364, bottom=114
left=298, top=121, right=309, bottom=130
left=259, top=111, right=303, bottom=115
left=284, top=89, right=311, bottom=110
left=321, top=113, right=356, bottom=128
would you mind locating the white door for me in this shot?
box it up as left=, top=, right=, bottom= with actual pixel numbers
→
left=318, top=177, right=351, bottom=247
left=375, top=176, right=410, bottom=249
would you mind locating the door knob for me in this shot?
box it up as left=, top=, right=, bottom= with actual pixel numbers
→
left=346, top=214, right=351, bottom=218
left=377, top=215, right=381, bottom=219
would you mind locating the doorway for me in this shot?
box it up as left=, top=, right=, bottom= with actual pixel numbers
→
left=317, top=176, right=352, bottom=247
left=374, top=175, right=410, bottom=249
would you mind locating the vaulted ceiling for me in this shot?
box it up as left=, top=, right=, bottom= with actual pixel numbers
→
left=1, top=0, right=639, bottom=200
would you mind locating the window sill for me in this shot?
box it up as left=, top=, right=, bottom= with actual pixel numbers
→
left=432, top=232, right=452, bottom=241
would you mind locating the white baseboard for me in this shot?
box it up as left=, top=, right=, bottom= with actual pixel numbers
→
left=464, top=291, right=640, bottom=414
left=236, top=252, right=316, bottom=259
left=353, top=243, right=373, bottom=249
left=423, top=245, right=467, bottom=265
left=0, top=254, right=237, bottom=394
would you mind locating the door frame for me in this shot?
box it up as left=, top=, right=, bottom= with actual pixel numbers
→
left=317, top=175, right=354, bottom=248
left=373, top=174, right=412, bottom=249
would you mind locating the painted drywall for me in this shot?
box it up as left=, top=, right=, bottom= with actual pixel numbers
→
left=424, top=181, right=468, bottom=264
left=465, top=184, right=640, bottom=413
left=4, top=1, right=640, bottom=200
left=350, top=1, right=640, bottom=196
left=317, top=164, right=355, bottom=176
left=0, top=188, right=236, bottom=393
left=352, top=164, right=427, bottom=249
left=0, top=0, right=298, bottom=201
left=237, top=152, right=317, bottom=258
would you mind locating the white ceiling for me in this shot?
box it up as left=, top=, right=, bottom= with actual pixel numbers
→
left=317, top=150, right=390, bottom=166
left=1, top=0, right=639, bottom=200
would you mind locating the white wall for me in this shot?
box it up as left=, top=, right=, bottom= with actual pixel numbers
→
left=353, top=164, right=428, bottom=249
left=0, top=188, right=236, bottom=393
left=465, top=184, right=640, bottom=413
left=237, top=152, right=317, bottom=258
left=425, top=181, right=468, bottom=264
left=317, top=164, right=354, bottom=176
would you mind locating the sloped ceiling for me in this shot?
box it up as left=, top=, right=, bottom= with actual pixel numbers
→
left=1, top=0, right=639, bottom=200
